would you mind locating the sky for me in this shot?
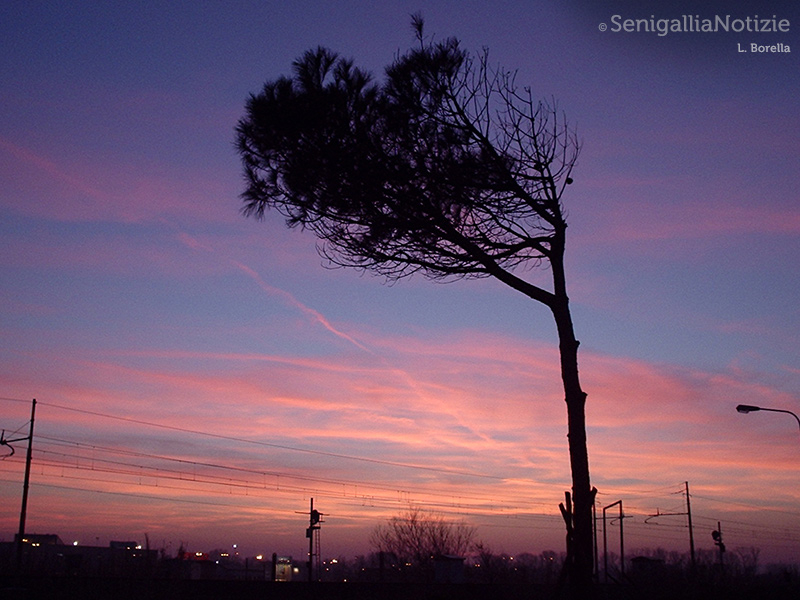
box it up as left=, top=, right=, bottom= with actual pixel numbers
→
left=1, top=0, right=799, bottom=567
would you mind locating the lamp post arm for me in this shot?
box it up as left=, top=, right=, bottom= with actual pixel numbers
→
left=759, top=408, right=800, bottom=432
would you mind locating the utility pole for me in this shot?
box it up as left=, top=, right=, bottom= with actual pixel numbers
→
left=305, top=498, right=322, bottom=582
left=1, top=399, right=37, bottom=570
left=712, top=521, right=725, bottom=567
left=645, top=482, right=697, bottom=575
left=685, top=481, right=696, bottom=572
left=592, top=497, right=598, bottom=580
left=602, top=500, right=624, bottom=582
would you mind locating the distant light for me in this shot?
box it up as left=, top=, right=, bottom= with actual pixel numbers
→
left=256, top=554, right=263, bottom=560
left=136, top=545, right=142, bottom=550
left=232, top=544, right=238, bottom=549
left=330, top=558, right=338, bottom=564
left=73, top=541, right=79, bottom=546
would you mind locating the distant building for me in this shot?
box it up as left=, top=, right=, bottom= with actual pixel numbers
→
left=630, top=555, right=666, bottom=581
left=1, top=533, right=290, bottom=582
left=0, top=534, right=156, bottom=577
left=109, top=541, right=141, bottom=551
left=434, top=555, right=465, bottom=583
left=273, top=555, right=293, bottom=581
left=14, top=533, right=64, bottom=546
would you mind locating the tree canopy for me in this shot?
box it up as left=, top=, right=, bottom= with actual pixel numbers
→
left=371, top=507, right=476, bottom=573
left=236, top=20, right=578, bottom=306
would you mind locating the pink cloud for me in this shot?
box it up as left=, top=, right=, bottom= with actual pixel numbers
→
left=2, top=323, right=798, bottom=558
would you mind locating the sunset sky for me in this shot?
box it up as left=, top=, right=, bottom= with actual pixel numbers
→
left=2, top=1, right=799, bottom=566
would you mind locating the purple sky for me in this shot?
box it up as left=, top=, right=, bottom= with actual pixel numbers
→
left=1, top=1, right=799, bottom=564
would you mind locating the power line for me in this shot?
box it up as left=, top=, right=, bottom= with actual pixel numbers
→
left=691, top=493, right=800, bottom=518
left=4, top=397, right=800, bottom=557
left=0, top=456, right=543, bottom=519
left=0, top=397, right=31, bottom=405
left=0, top=476, right=280, bottom=510
left=33, top=400, right=511, bottom=482
left=1, top=401, right=562, bottom=524
left=0, top=459, right=559, bottom=527
left=28, top=435, right=543, bottom=513
left=595, top=482, right=685, bottom=498
left=0, top=433, right=552, bottom=522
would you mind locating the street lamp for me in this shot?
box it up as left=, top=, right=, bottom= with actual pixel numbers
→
left=736, top=404, right=800, bottom=433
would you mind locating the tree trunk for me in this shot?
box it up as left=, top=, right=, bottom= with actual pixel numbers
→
left=551, top=291, right=593, bottom=594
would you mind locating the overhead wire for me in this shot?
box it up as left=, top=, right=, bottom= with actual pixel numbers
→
left=32, top=400, right=512, bottom=481
left=3, top=397, right=800, bottom=554
left=26, top=437, right=547, bottom=515
left=0, top=432, right=557, bottom=527
left=34, top=434, right=538, bottom=508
